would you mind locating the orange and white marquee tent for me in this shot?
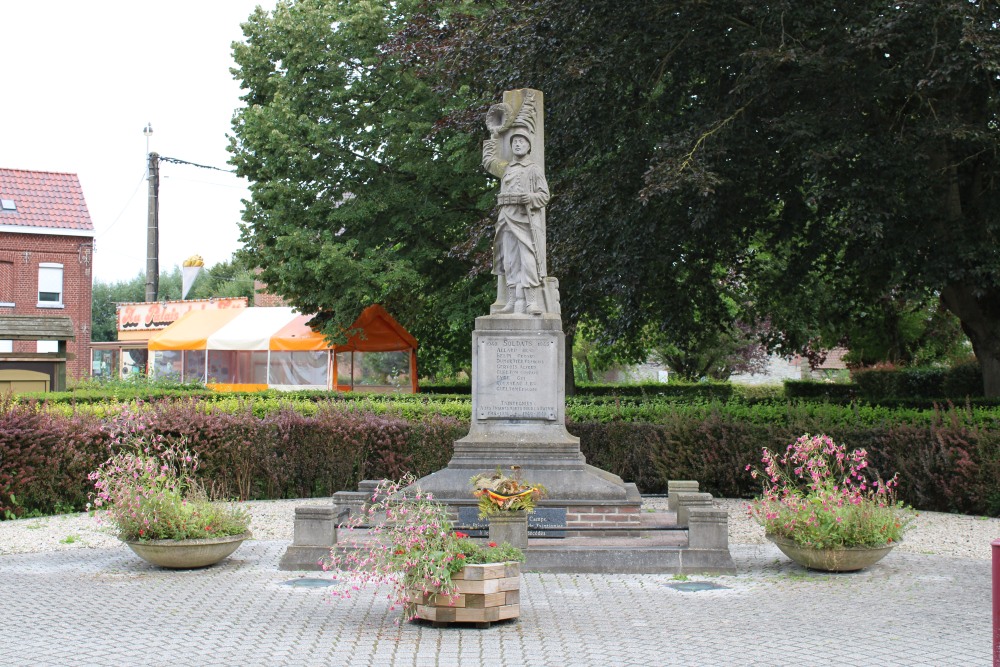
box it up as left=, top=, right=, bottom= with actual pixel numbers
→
left=147, top=305, right=418, bottom=392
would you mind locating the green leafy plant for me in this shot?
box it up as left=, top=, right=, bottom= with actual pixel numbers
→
left=470, top=466, right=548, bottom=519
left=747, top=434, right=915, bottom=549
left=325, top=475, right=524, bottom=619
left=87, top=408, right=250, bottom=542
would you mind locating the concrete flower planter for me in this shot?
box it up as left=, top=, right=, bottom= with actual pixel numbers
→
left=125, top=532, right=252, bottom=569
left=767, top=535, right=896, bottom=572
left=409, top=562, right=521, bottom=628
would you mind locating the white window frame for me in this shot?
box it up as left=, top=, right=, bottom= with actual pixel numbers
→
left=37, top=262, right=64, bottom=308
left=37, top=340, right=59, bottom=353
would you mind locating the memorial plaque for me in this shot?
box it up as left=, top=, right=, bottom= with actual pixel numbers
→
left=477, top=335, right=558, bottom=420
left=457, top=507, right=567, bottom=538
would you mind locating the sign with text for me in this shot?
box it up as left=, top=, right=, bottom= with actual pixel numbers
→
left=458, top=507, right=567, bottom=538
left=476, top=335, right=558, bottom=420
left=116, top=297, right=248, bottom=333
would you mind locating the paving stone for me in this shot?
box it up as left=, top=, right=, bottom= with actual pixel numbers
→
left=0, top=540, right=992, bottom=666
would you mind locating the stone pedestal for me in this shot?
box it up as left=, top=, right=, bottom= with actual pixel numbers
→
left=675, top=492, right=715, bottom=527
left=278, top=505, right=348, bottom=571
left=667, top=480, right=699, bottom=511
left=488, top=511, right=528, bottom=548
left=413, top=313, right=640, bottom=527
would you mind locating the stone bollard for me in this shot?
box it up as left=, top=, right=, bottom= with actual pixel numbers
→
left=687, top=506, right=729, bottom=550
left=279, top=505, right=350, bottom=571
left=668, top=481, right=699, bottom=511
left=675, top=492, right=714, bottom=527
left=332, top=490, right=369, bottom=518
left=488, top=511, right=529, bottom=549
left=357, top=480, right=385, bottom=508
left=293, top=506, right=343, bottom=547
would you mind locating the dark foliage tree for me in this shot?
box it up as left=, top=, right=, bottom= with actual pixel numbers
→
left=416, top=0, right=1000, bottom=394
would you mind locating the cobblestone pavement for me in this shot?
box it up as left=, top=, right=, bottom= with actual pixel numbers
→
left=0, top=539, right=990, bottom=666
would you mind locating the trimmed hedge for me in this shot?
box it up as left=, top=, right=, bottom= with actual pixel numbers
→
left=570, top=408, right=1000, bottom=515
left=2, top=397, right=998, bottom=518
left=0, top=397, right=109, bottom=518
left=783, top=380, right=856, bottom=401
left=852, top=361, right=983, bottom=400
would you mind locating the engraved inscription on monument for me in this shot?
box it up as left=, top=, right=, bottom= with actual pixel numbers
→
left=477, top=336, right=558, bottom=420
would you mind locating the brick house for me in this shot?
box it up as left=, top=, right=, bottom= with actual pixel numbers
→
left=0, top=168, right=95, bottom=382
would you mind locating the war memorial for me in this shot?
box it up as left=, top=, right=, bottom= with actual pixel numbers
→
left=283, top=89, right=734, bottom=574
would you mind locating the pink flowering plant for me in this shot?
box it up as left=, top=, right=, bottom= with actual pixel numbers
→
left=747, top=434, right=914, bottom=549
left=88, top=408, right=250, bottom=542
left=325, top=475, right=523, bottom=618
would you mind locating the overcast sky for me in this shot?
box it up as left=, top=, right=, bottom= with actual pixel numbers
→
left=2, top=1, right=277, bottom=284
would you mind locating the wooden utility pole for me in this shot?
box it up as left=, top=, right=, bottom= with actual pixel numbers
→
left=145, top=151, right=159, bottom=302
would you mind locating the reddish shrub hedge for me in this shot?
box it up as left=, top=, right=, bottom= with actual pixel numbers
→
left=1, top=399, right=997, bottom=518
left=0, top=398, right=108, bottom=518
left=571, top=407, right=1000, bottom=515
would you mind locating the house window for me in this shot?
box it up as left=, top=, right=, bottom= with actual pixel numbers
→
left=37, top=340, right=59, bottom=353
left=38, top=263, right=63, bottom=306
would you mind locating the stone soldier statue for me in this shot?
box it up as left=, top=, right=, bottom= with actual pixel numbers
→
left=482, top=90, right=550, bottom=315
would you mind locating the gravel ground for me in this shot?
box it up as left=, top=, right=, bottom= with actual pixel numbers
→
left=2, top=497, right=997, bottom=560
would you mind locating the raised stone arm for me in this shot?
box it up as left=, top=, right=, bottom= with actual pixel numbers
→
left=482, top=137, right=507, bottom=179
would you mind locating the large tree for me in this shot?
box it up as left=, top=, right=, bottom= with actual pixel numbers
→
left=416, top=0, right=1000, bottom=394
left=231, top=0, right=1000, bottom=394
left=229, top=0, right=495, bottom=375
left=647, top=0, right=1000, bottom=394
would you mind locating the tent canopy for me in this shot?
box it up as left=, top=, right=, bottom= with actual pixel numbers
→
left=148, top=305, right=417, bottom=353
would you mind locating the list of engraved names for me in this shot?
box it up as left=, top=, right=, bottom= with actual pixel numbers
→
left=477, top=336, right=557, bottom=420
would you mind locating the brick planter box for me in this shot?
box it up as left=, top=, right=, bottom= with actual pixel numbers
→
left=409, top=562, right=520, bottom=628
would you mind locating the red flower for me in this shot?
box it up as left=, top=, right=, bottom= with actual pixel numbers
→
left=454, top=531, right=468, bottom=538
left=394, top=549, right=405, bottom=555
left=456, top=553, right=465, bottom=559
left=488, top=542, right=497, bottom=548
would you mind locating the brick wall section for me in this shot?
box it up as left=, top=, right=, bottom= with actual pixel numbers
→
left=0, top=232, right=93, bottom=379
left=253, top=269, right=287, bottom=307
left=563, top=505, right=642, bottom=528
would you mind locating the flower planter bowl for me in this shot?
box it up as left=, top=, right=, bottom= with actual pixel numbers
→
left=125, top=531, right=252, bottom=569
left=409, top=562, right=521, bottom=628
left=767, top=535, right=896, bottom=572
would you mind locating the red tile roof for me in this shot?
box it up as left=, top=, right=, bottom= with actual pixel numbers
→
left=0, top=168, right=95, bottom=233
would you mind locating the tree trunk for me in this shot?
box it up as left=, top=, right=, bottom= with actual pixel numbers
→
left=940, top=285, right=1000, bottom=397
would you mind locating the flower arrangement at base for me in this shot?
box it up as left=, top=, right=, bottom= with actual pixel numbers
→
left=88, top=408, right=250, bottom=542
left=470, top=466, right=547, bottom=519
left=325, top=475, right=525, bottom=619
left=747, top=434, right=914, bottom=550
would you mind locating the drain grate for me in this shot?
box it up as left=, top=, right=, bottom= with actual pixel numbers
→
left=282, top=578, right=338, bottom=588
left=665, top=581, right=728, bottom=592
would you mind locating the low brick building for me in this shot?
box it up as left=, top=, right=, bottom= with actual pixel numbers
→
left=0, top=169, right=95, bottom=382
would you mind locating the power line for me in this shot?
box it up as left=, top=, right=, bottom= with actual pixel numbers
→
left=97, top=169, right=147, bottom=241
left=158, top=156, right=235, bottom=173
